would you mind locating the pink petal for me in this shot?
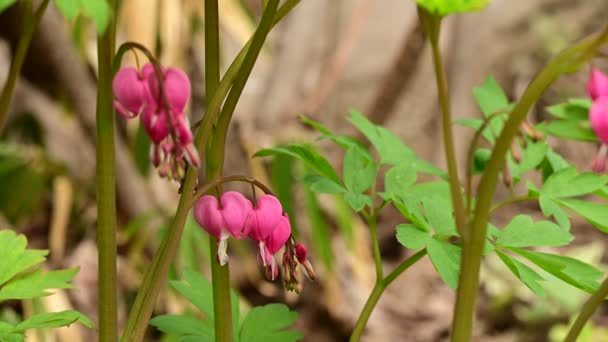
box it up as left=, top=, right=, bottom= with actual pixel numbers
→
left=590, top=97, right=608, bottom=144
left=141, top=109, right=169, bottom=143
left=248, top=195, right=283, bottom=241
left=588, top=69, right=608, bottom=101
left=220, top=191, right=252, bottom=238
left=265, top=215, right=291, bottom=254
left=194, top=195, right=223, bottom=239
left=144, top=65, right=191, bottom=114
left=163, top=68, right=191, bottom=114
left=112, top=67, right=147, bottom=117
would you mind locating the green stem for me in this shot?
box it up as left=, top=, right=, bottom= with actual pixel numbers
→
left=419, top=8, right=466, bottom=238
left=564, top=276, right=608, bottom=342
left=202, top=1, right=235, bottom=341
left=489, top=195, right=535, bottom=215
left=0, top=0, right=50, bottom=134
left=96, top=0, right=118, bottom=340
left=451, top=26, right=608, bottom=342
left=121, top=1, right=301, bottom=341
left=349, top=249, right=427, bottom=341
left=465, top=111, right=508, bottom=214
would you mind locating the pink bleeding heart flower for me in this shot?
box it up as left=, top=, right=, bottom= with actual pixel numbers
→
left=194, top=192, right=252, bottom=265
left=588, top=68, right=608, bottom=101
left=590, top=97, right=608, bottom=144
left=259, top=215, right=291, bottom=280
left=590, top=97, right=608, bottom=173
left=112, top=67, right=148, bottom=118
left=144, top=64, right=191, bottom=114
left=248, top=195, right=283, bottom=267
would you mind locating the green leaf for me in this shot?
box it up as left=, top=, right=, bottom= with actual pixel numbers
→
left=422, top=196, right=456, bottom=236
left=255, top=145, right=341, bottom=184
left=0, top=0, right=17, bottom=15
left=14, top=310, right=93, bottom=331
left=0, top=230, right=47, bottom=285
left=170, top=270, right=214, bottom=320
left=343, top=147, right=376, bottom=194
left=426, top=238, right=461, bottom=288
left=509, top=141, right=548, bottom=181
left=0, top=268, right=78, bottom=302
left=396, top=224, right=430, bottom=250
left=495, top=215, right=573, bottom=247
left=301, top=175, right=345, bottom=194
left=539, top=195, right=571, bottom=230
left=558, top=199, right=608, bottom=233
left=299, top=116, right=370, bottom=154
left=546, top=99, right=591, bottom=121
left=79, top=0, right=111, bottom=34
left=55, top=0, right=111, bottom=34
left=545, top=120, right=597, bottom=142
left=347, top=110, right=417, bottom=165
left=344, top=192, right=372, bottom=212
left=472, top=76, right=510, bottom=117
left=54, top=0, right=81, bottom=19
left=415, top=0, right=491, bottom=16
left=304, top=187, right=333, bottom=270
left=150, top=314, right=213, bottom=339
left=510, top=248, right=602, bottom=293
left=383, top=164, right=417, bottom=198
left=496, top=251, right=545, bottom=296
left=239, top=304, right=302, bottom=342
left=541, top=167, right=607, bottom=199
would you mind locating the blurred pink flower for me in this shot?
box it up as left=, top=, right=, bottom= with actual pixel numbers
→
left=588, top=68, right=608, bottom=101
left=112, top=62, right=199, bottom=179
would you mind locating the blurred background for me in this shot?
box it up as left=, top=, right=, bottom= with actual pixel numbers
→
left=1, top=0, right=608, bottom=341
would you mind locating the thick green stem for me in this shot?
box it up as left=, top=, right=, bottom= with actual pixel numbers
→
left=120, top=1, right=300, bottom=341
left=450, top=26, right=608, bottom=342
left=96, top=0, right=118, bottom=340
left=564, top=276, right=608, bottom=342
left=0, top=0, right=49, bottom=134
left=349, top=249, right=427, bottom=341
left=419, top=8, right=466, bottom=238
left=202, top=1, right=234, bottom=341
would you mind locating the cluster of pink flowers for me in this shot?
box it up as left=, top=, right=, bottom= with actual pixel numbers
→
left=588, top=68, right=608, bottom=172
left=194, top=192, right=314, bottom=286
left=112, top=63, right=200, bottom=179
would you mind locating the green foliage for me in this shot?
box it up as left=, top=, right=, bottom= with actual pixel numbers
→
left=151, top=270, right=302, bottom=342
left=545, top=99, right=597, bottom=141
left=0, top=230, right=91, bottom=339
left=0, top=0, right=17, bottom=14
left=494, top=215, right=573, bottom=248
left=414, top=0, right=491, bottom=16
left=55, top=0, right=111, bottom=34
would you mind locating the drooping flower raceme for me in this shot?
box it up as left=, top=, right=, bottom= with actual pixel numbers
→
left=587, top=68, right=608, bottom=172
left=194, top=190, right=313, bottom=288
left=112, top=62, right=200, bottom=179
left=194, top=191, right=252, bottom=265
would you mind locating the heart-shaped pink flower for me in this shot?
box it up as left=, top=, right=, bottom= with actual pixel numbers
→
left=588, top=68, right=608, bottom=101
left=145, top=64, right=191, bottom=114
left=248, top=195, right=283, bottom=267
left=194, top=192, right=253, bottom=265
left=265, top=214, right=291, bottom=255
left=590, top=97, right=608, bottom=144
left=112, top=67, right=148, bottom=118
